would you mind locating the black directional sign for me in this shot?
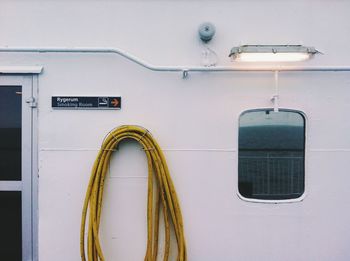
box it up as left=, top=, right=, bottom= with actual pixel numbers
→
left=52, top=96, right=121, bottom=109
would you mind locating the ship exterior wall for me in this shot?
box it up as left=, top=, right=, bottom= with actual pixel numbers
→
left=1, top=1, right=350, bottom=260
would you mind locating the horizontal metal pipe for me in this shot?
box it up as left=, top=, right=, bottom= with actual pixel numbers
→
left=1, top=47, right=350, bottom=73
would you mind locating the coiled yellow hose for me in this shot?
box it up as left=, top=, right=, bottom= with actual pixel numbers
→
left=80, top=125, right=187, bottom=261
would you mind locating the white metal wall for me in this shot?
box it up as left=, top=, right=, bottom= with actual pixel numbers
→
left=1, top=1, right=350, bottom=260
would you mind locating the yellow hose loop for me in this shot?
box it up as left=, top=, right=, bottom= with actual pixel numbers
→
left=80, top=125, right=187, bottom=261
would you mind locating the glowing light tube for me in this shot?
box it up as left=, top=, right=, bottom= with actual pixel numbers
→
left=234, top=52, right=311, bottom=62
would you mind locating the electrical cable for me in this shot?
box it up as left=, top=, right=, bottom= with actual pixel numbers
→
left=80, top=125, right=187, bottom=261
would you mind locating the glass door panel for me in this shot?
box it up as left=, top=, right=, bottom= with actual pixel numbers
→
left=0, top=86, right=22, bottom=181
left=0, top=191, right=22, bottom=260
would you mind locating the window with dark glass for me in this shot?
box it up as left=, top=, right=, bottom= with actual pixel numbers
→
left=238, top=109, right=305, bottom=200
left=0, top=86, right=22, bottom=181
left=0, top=191, right=22, bottom=260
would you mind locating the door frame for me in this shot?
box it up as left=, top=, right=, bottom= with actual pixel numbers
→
left=0, top=75, right=38, bottom=261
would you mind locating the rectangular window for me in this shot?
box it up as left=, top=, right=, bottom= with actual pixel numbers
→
left=0, top=191, right=22, bottom=260
left=238, top=109, right=305, bottom=201
left=0, top=86, right=22, bottom=181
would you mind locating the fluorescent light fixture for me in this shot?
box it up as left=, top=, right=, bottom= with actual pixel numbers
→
left=229, top=45, right=319, bottom=62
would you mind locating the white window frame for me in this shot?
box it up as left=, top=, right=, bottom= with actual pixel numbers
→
left=236, top=108, right=308, bottom=204
left=0, top=75, right=38, bottom=261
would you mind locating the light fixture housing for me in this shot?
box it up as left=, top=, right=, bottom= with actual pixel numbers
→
left=229, top=45, right=319, bottom=62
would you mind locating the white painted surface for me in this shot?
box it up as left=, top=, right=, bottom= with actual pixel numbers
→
left=0, top=66, right=42, bottom=74
left=1, top=0, right=350, bottom=260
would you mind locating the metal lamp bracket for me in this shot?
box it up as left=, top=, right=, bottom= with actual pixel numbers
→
left=271, top=71, right=279, bottom=112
